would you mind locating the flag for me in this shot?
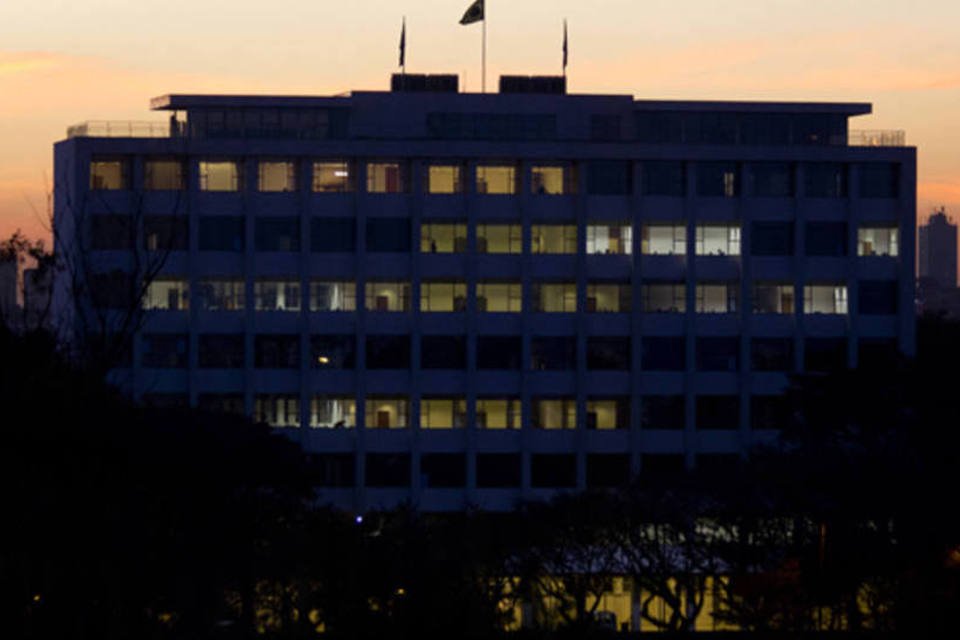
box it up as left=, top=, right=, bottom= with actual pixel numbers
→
left=563, top=20, right=568, bottom=71
left=399, top=18, right=406, bottom=68
left=460, top=0, right=484, bottom=25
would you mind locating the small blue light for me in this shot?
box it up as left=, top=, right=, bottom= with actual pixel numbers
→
left=355, top=515, right=364, bottom=525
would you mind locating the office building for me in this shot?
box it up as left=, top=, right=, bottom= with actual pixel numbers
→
left=53, top=75, right=916, bottom=511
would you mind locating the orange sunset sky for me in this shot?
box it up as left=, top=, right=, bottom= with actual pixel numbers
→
left=1, top=0, right=958, bottom=242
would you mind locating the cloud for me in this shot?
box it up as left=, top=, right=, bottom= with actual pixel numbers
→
left=0, top=51, right=62, bottom=76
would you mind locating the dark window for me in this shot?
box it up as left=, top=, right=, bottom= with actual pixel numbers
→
left=590, top=114, right=622, bottom=141
left=751, top=221, right=794, bottom=256
left=641, top=454, right=686, bottom=483
left=806, top=222, right=848, bottom=257
left=421, top=335, right=467, bottom=369
left=635, top=112, right=683, bottom=144
left=642, top=336, right=685, bottom=371
left=696, top=395, right=740, bottom=430
left=365, top=453, right=410, bottom=488
left=198, top=394, right=245, bottom=415
left=476, top=454, right=521, bottom=488
left=683, top=112, right=738, bottom=145
left=255, top=217, right=300, bottom=252
left=89, top=271, right=136, bottom=310
left=420, top=453, right=466, bottom=488
left=859, top=163, right=899, bottom=198
left=795, top=114, right=845, bottom=146
left=587, top=161, right=631, bottom=195
left=366, top=335, right=410, bottom=369
left=696, top=162, right=739, bottom=197
left=641, top=396, right=685, bottom=429
left=142, top=333, right=188, bottom=368
left=311, top=335, right=355, bottom=369
left=751, top=395, right=792, bottom=430
left=199, top=216, right=244, bottom=251
left=750, top=162, right=793, bottom=197
left=739, top=113, right=791, bottom=146
left=531, top=336, right=577, bottom=370
left=586, top=454, right=631, bottom=488
left=307, top=454, right=355, bottom=488
left=366, top=218, right=411, bottom=252
left=696, top=337, right=740, bottom=371
left=89, top=215, right=133, bottom=250
left=697, top=454, right=741, bottom=476
left=477, top=336, right=522, bottom=370
left=531, top=454, right=577, bottom=488
left=587, top=337, right=630, bottom=370
left=805, top=337, right=847, bottom=372
left=255, top=335, right=300, bottom=368
left=142, top=393, right=188, bottom=409
left=311, top=218, right=356, bottom=252
left=751, top=337, right=794, bottom=371
left=859, top=280, right=898, bottom=315
left=859, top=338, right=899, bottom=369
left=642, top=161, right=685, bottom=196
left=804, top=163, right=847, bottom=198
left=199, top=334, right=244, bottom=368
left=143, top=216, right=188, bottom=251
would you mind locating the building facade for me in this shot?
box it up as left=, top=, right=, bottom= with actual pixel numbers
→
left=919, top=208, right=957, bottom=289
left=54, top=77, right=916, bottom=511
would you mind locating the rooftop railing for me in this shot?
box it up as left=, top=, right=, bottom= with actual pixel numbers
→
left=67, top=121, right=174, bottom=138
left=848, top=129, right=906, bottom=147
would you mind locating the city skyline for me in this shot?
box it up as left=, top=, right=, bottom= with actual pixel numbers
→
left=2, top=0, right=959, bottom=241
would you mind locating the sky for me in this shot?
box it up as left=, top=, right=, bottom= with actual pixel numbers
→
left=1, top=0, right=959, bottom=242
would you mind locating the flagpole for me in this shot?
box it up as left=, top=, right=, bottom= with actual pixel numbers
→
left=481, top=3, right=486, bottom=93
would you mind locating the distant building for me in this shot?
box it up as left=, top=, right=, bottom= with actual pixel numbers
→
left=54, top=74, right=917, bottom=512
left=919, top=209, right=957, bottom=289
left=0, top=256, right=16, bottom=324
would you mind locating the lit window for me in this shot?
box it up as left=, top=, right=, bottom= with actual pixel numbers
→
left=804, top=284, right=848, bottom=315
left=197, top=279, right=245, bottom=311
left=421, top=223, right=467, bottom=253
left=258, top=160, right=296, bottom=192
left=531, top=166, right=565, bottom=194
left=310, top=281, right=356, bottom=311
left=696, top=225, right=741, bottom=256
left=858, top=227, right=899, bottom=256
left=477, top=282, right=522, bottom=312
left=586, top=283, right=630, bottom=313
left=642, top=283, right=686, bottom=313
left=199, top=160, right=241, bottom=191
left=587, top=399, right=629, bottom=430
left=477, top=224, right=522, bottom=253
left=254, top=280, right=301, bottom=311
left=365, top=281, right=410, bottom=312
left=476, top=399, right=521, bottom=429
left=90, top=158, right=127, bottom=190
left=533, top=398, right=577, bottom=429
left=642, top=223, right=686, bottom=255
left=311, top=397, right=356, bottom=428
left=367, top=162, right=405, bottom=193
left=420, top=398, right=467, bottom=429
left=144, top=279, right=189, bottom=310
left=255, top=395, right=300, bottom=428
left=145, top=158, right=184, bottom=190
left=310, top=282, right=357, bottom=311
left=587, top=224, right=632, bottom=255
left=532, top=225, right=577, bottom=254
left=476, top=165, right=516, bottom=194
left=365, top=397, right=409, bottom=429
left=534, top=283, right=577, bottom=312
left=426, top=164, right=462, bottom=194
left=696, top=284, right=739, bottom=313
left=420, top=281, right=467, bottom=312
left=752, top=283, right=795, bottom=314
left=312, top=161, right=353, bottom=192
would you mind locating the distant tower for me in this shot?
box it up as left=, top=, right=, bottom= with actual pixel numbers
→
left=919, top=208, right=958, bottom=289
left=0, top=255, right=17, bottom=322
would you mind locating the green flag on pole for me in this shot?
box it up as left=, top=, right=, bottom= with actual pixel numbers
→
left=460, top=0, right=484, bottom=25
